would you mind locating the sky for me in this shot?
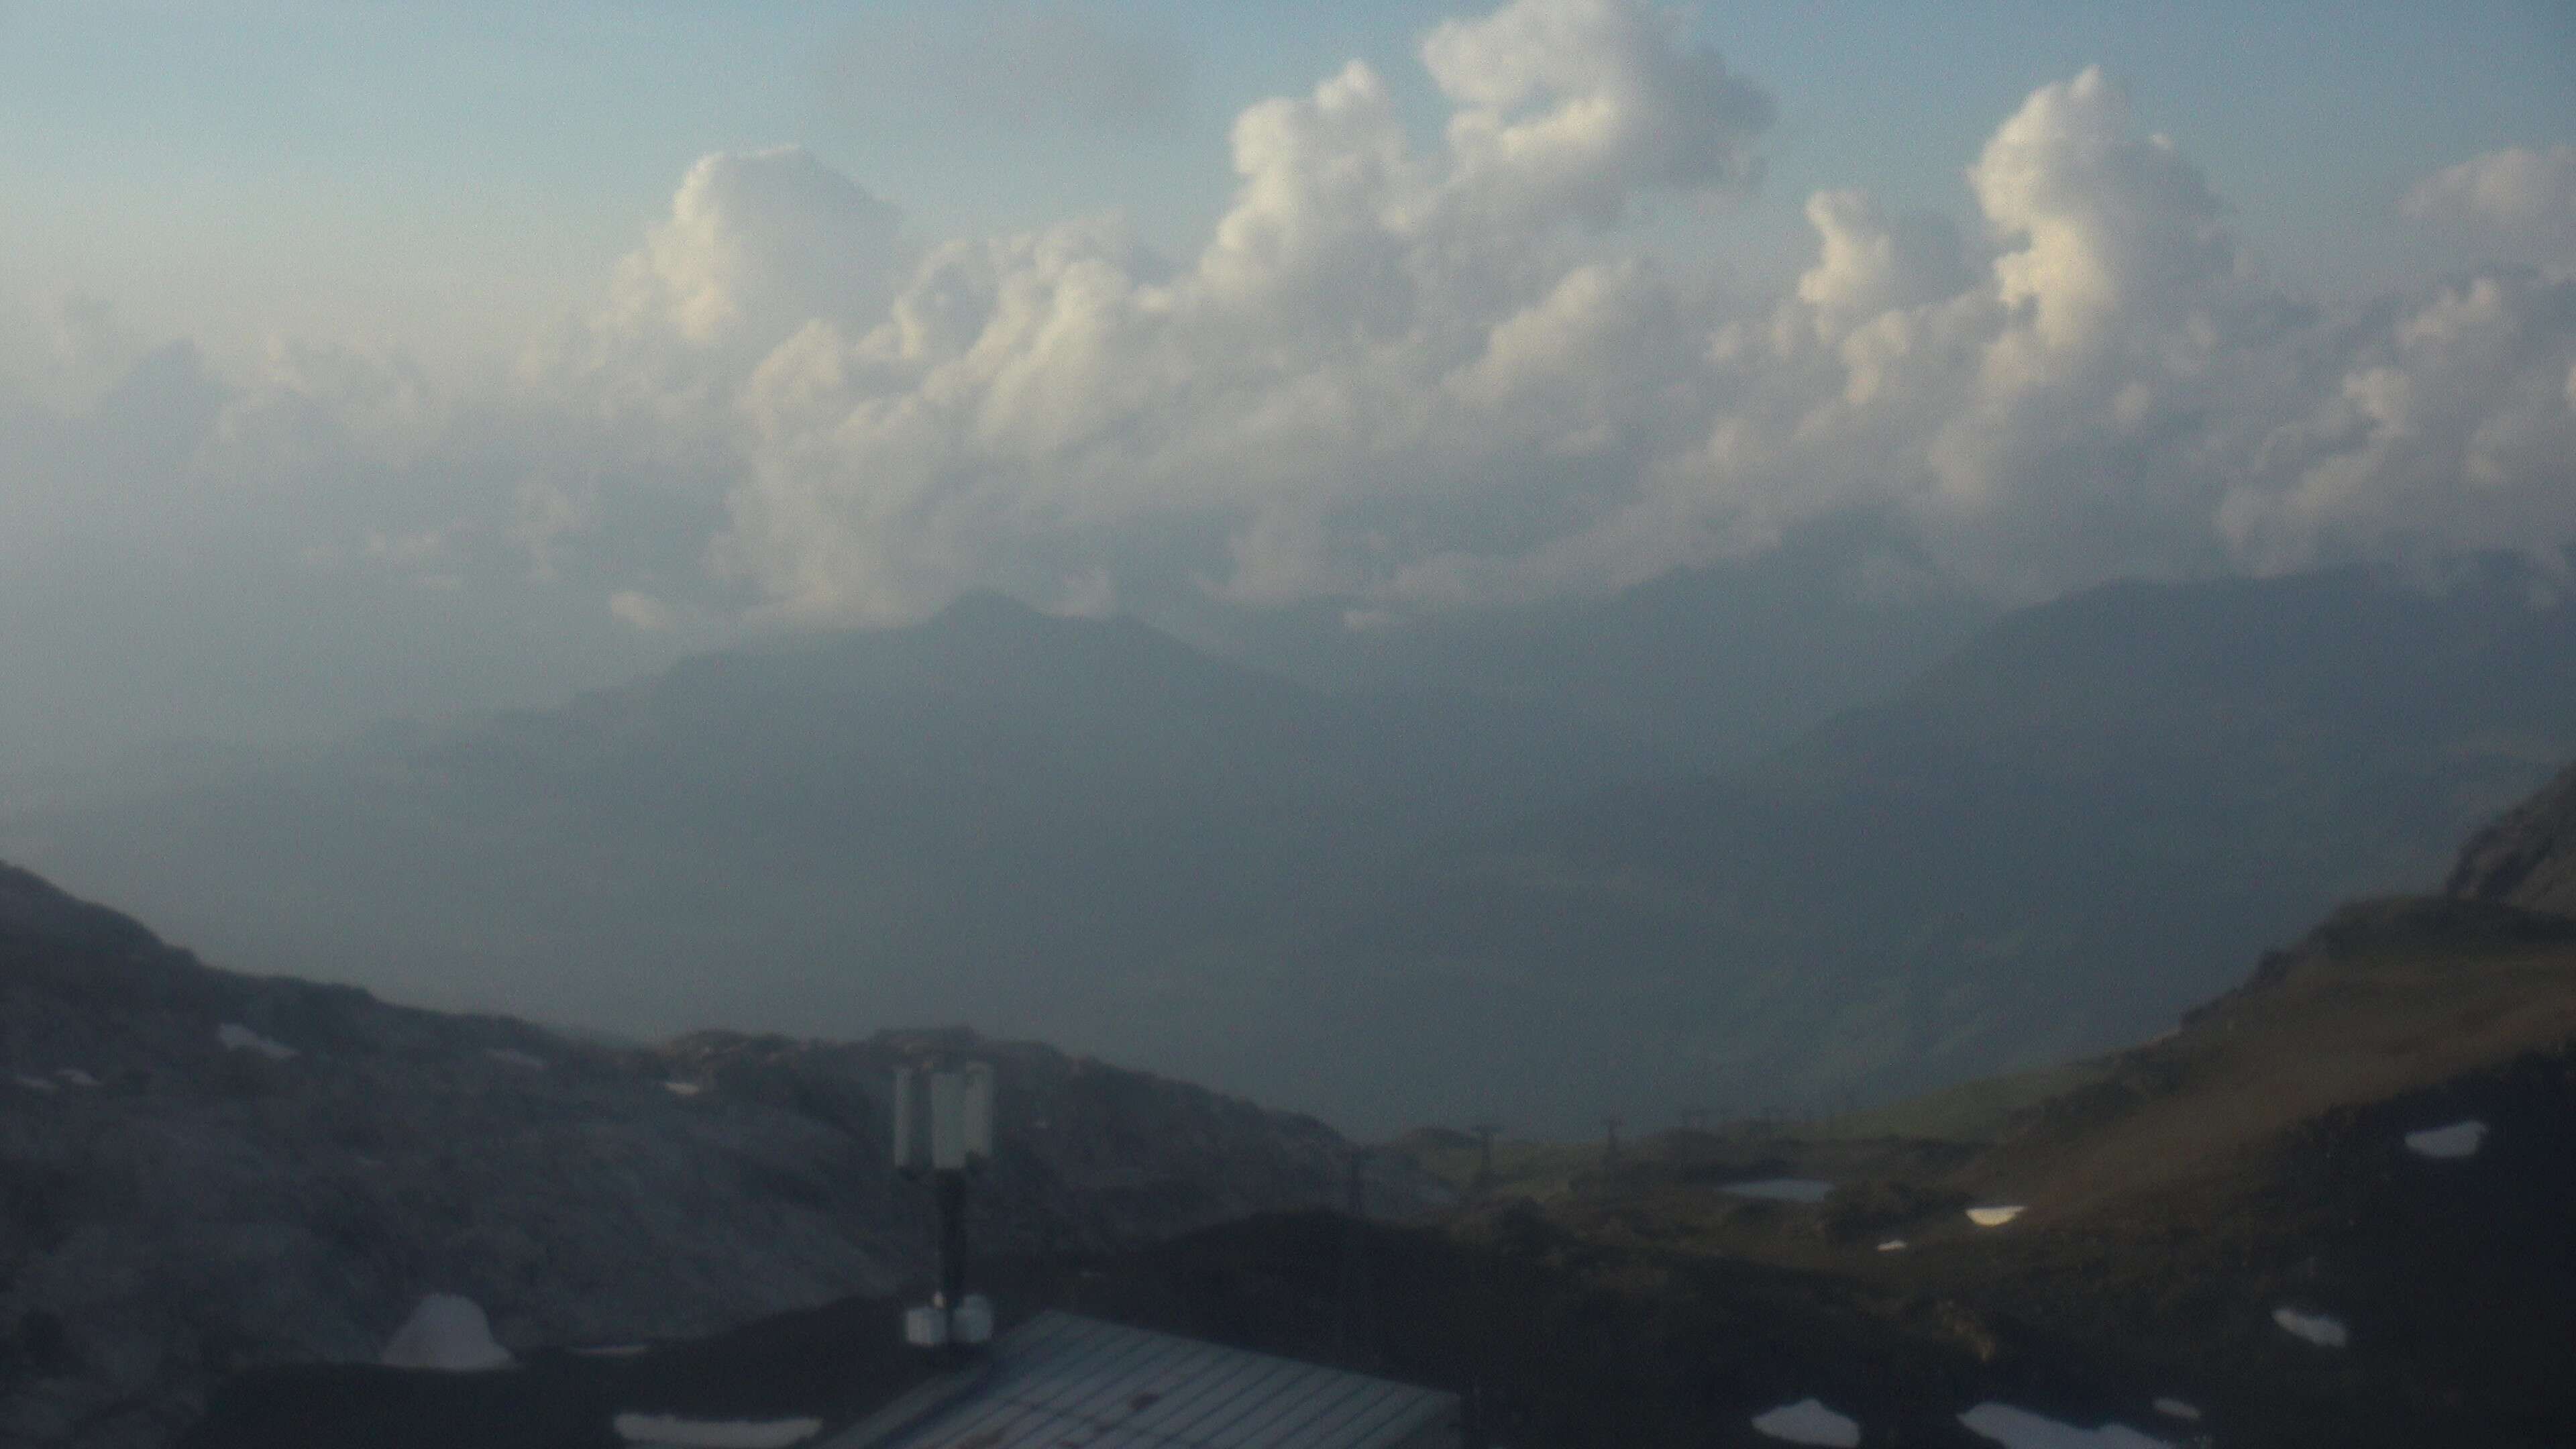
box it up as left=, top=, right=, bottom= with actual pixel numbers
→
left=6, top=1, right=2571, bottom=361
left=2, top=0, right=2574, bottom=773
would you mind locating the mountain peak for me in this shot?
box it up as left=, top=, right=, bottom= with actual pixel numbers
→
left=922, top=589, right=1055, bottom=632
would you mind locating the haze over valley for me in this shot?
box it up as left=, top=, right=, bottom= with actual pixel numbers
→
left=13, top=557, right=2575, bottom=1134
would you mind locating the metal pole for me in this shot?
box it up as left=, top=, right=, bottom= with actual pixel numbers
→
left=936, top=1169, right=968, bottom=1309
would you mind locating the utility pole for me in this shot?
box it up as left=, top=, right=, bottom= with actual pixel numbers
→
left=893, top=1060, right=996, bottom=1357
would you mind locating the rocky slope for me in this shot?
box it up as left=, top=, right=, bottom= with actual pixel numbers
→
left=2447, top=757, right=2576, bottom=918
left=1858, top=891, right=2576, bottom=1447
left=0, top=862, right=1439, bottom=1449
left=1338, top=763, right=2576, bottom=1446
left=1760, top=816, right=2576, bottom=1442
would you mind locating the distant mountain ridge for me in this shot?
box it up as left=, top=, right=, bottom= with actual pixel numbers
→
left=1181, top=516, right=1994, bottom=772
left=5, top=593, right=1674, bottom=1072
left=1290, top=560, right=2576, bottom=1130
left=12, top=561, right=2575, bottom=1135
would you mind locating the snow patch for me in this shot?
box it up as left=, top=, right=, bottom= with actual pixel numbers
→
left=1959, top=1401, right=2170, bottom=1448
left=381, top=1294, right=514, bottom=1371
left=1876, top=1239, right=1907, bottom=1252
left=663, top=1081, right=704, bottom=1097
left=13, top=1074, right=59, bottom=1094
left=2271, top=1306, right=2348, bottom=1348
left=2152, top=1398, right=2200, bottom=1421
left=217, top=1023, right=297, bottom=1060
left=2404, top=1120, right=2487, bottom=1159
left=485, top=1047, right=548, bottom=1071
left=1966, top=1204, right=2025, bottom=1227
left=612, top=1414, right=822, bottom=1448
left=1750, top=1397, right=1862, bottom=1446
left=55, top=1068, right=98, bottom=1087
left=1724, top=1178, right=1835, bottom=1203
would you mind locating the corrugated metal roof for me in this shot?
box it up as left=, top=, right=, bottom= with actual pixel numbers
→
left=850, top=1312, right=1457, bottom=1449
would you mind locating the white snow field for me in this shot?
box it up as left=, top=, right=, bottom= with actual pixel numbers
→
left=1876, top=1239, right=1908, bottom=1252
left=2152, top=1398, right=2200, bottom=1421
left=663, top=1081, right=704, bottom=1097
left=2404, top=1120, right=2487, bottom=1159
left=1958, top=1401, right=2169, bottom=1448
left=215, top=1023, right=297, bottom=1060
left=1723, top=1179, right=1836, bottom=1203
left=2271, top=1307, right=2349, bottom=1348
left=1966, top=1205, right=2026, bottom=1227
left=1750, top=1397, right=1862, bottom=1446
left=380, top=1294, right=515, bottom=1371
left=611, top=1413, right=823, bottom=1448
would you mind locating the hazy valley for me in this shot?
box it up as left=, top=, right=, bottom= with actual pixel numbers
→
left=12, top=558, right=2573, bottom=1134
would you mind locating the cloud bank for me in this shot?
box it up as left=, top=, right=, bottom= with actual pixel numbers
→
left=5, top=0, right=2573, bottom=682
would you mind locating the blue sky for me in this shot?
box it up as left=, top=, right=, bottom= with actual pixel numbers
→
left=4, top=1, right=2569, bottom=363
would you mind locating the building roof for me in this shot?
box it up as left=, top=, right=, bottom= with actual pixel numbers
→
left=839, top=1311, right=1458, bottom=1449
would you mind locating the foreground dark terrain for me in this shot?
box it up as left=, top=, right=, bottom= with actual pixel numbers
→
left=11, top=765, right=2574, bottom=1445
left=0, top=861, right=1440, bottom=1446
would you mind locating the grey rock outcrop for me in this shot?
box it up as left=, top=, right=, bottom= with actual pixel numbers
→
left=0, top=863, right=1440, bottom=1448
left=2448, top=759, right=2576, bottom=918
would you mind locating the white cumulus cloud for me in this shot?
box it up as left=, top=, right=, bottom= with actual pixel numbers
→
left=2406, top=144, right=2576, bottom=264
left=592, top=146, right=907, bottom=356
left=702, top=0, right=1774, bottom=622
left=1421, top=0, right=1773, bottom=224
left=527, top=44, right=2576, bottom=617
